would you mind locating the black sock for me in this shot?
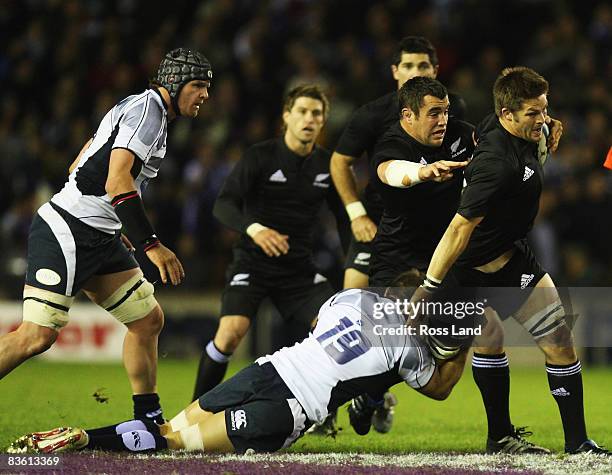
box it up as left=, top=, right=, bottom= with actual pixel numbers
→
left=546, top=360, right=588, bottom=451
left=192, top=340, right=230, bottom=401
left=133, top=393, right=164, bottom=425
left=86, top=419, right=160, bottom=438
left=86, top=430, right=167, bottom=452
left=472, top=352, right=513, bottom=441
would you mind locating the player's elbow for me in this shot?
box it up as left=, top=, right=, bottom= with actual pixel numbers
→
left=376, top=162, right=389, bottom=184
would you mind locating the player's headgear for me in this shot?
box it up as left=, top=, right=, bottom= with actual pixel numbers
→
left=155, top=48, right=212, bottom=115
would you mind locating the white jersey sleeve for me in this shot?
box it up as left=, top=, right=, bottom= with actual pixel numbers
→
left=113, top=94, right=166, bottom=162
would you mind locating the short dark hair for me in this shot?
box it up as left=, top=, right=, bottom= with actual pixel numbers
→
left=398, top=76, right=448, bottom=117
left=493, top=66, right=549, bottom=117
left=392, top=36, right=439, bottom=67
left=283, top=84, right=330, bottom=120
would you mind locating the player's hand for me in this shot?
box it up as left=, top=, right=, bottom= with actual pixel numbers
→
left=351, top=215, right=377, bottom=242
left=252, top=228, right=289, bottom=257
left=419, top=160, right=468, bottom=183
left=120, top=234, right=135, bottom=252
left=546, top=116, right=563, bottom=153
left=145, top=243, right=185, bottom=285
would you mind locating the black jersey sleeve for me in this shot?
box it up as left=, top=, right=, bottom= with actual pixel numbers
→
left=213, top=147, right=259, bottom=233
left=457, top=156, right=514, bottom=219
left=372, top=136, right=414, bottom=172
left=334, top=105, right=378, bottom=157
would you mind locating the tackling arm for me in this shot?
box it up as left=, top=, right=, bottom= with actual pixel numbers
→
left=417, top=349, right=468, bottom=400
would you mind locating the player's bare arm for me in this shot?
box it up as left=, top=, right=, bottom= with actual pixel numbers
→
left=68, top=138, right=93, bottom=174
left=106, top=148, right=185, bottom=285
left=247, top=224, right=289, bottom=257
left=425, top=213, right=482, bottom=283
left=377, top=159, right=468, bottom=187
left=330, top=151, right=377, bottom=242
left=418, top=349, right=468, bottom=400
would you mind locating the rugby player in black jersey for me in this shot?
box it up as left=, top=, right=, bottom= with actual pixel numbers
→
left=328, top=36, right=466, bottom=435
left=191, top=85, right=348, bottom=402
left=414, top=67, right=609, bottom=455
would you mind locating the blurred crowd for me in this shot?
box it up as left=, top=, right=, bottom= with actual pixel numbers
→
left=1, top=0, right=611, bottom=298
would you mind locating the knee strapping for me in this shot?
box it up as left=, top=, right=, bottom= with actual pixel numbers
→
left=180, top=424, right=204, bottom=451
left=100, top=272, right=157, bottom=325
left=521, top=300, right=566, bottom=339
left=23, top=287, right=74, bottom=330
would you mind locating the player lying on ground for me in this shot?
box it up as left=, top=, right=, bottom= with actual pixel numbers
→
left=9, top=280, right=475, bottom=454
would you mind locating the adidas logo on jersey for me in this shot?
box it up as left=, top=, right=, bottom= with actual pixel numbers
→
left=313, top=173, right=330, bottom=188
left=230, top=409, right=248, bottom=430
left=551, top=387, right=570, bottom=397
left=450, top=137, right=467, bottom=158
left=230, top=273, right=250, bottom=286
left=520, top=273, right=534, bottom=289
left=419, top=157, right=428, bottom=165
left=523, top=166, right=534, bottom=181
left=269, top=169, right=287, bottom=182
left=354, top=252, right=371, bottom=266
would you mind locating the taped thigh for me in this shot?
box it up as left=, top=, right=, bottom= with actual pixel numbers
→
left=23, top=287, right=75, bottom=330
left=520, top=299, right=566, bottom=339
left=100, top=271, right=157, bottom=325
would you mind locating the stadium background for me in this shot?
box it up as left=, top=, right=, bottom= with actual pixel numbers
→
left=1, top=0, right=611, bottom=363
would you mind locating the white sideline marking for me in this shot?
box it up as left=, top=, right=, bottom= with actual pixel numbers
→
left=149, top=452, right=612, bottom=475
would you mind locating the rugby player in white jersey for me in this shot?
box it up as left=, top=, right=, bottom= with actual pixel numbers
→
left=0, top=48, right=211, bottom=425
left=10, top=270, right=478, bottom=454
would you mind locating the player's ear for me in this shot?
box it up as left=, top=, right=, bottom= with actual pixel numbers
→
left=500, top=107, right=514, bottom=122
left=282, top=109, right=290, bottom=126
left=401, top=107, right=413, bottom=124
left=391, top=64, right=399, bottom=81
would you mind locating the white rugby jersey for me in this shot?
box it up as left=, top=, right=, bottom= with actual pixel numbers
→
left=258, top=289, right=436, bottom=423
left=51, top=89, right=168, bottom=233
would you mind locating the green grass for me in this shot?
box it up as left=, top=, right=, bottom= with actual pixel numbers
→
left=1, top=359, right=610, bottom=453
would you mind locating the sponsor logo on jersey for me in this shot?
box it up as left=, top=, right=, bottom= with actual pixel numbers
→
left=35, top=268, right=62, bottom=286
left=551, top=387, right=570, bottom=397
left=354, top=252, right=371, bottom=266
left=313, top=173, right=330, bottom=188
left=520, top=273, right=534, bottom=289
left=419, top=157, right=428, bottom=166
left=313, top=273, right=328, bottom=284
left=523, top=166, right=534, bottom=181
left=230, top=273, right=250, bottom=286
left=269, top=169, right=287, bottom=182
left=450, top=137, right=467, bottom=158
left=230, top=409, right=247, bottom=430
left=132, top=431, right=141, bottom=448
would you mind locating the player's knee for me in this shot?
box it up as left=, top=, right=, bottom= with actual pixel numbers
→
left=537, top=322, right=577, bottom=364
left=127, top=305, right=165, bottom=336
left=101, top=272, right=158, bottom=327
left=16, top=323, right=57, bottom=357
left=215, top=318, right=250, bottom=353
left=473, top=312, right=504, bottom=350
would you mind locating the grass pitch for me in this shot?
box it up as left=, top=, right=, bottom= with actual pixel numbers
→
left=0, top=358, right=610, bottom=473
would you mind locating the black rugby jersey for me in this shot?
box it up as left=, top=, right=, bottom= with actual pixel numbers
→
left=370, top=119, right=475, bottom=273
left=214, top=138, right=347, bottom=272
left=457, top=114, right=543, bottom=267
left=335, top=91, right=465, bottom=222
